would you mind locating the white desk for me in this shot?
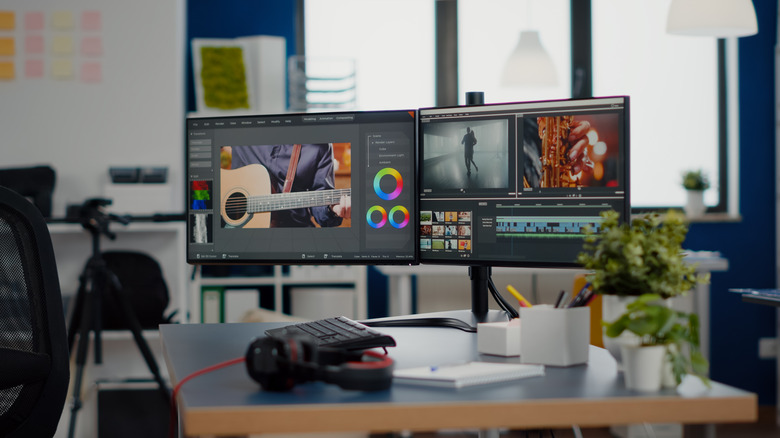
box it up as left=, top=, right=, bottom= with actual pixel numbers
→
left=376, top=253, right=729, bottom=363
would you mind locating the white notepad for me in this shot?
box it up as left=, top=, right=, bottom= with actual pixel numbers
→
left=393, top=362, right=545, bottom=389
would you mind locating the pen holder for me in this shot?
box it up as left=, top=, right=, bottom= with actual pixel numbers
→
left=519, top=305, right=589, bottom=367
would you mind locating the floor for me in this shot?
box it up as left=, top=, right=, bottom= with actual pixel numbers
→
left=369, top=405, right=780, bottom=437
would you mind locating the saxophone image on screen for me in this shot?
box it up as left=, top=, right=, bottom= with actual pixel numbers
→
left=539, top=115, right=575, bottom=188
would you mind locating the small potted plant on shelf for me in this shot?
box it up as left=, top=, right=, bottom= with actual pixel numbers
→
left=576, top=209, right=709, bottom=362
left=603, top=293, right=710, bottom=391
left=681, top=169, right=710, bottom=217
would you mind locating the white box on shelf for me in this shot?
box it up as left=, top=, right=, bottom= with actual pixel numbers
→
left=224, top=288, right=260, bottom=323
left=103, top=183, right=174, bottom=214
left=520, top=305, right=589, bottom=367
left=291, top=288, right=354, bottom=320
left=477, top=319, right=521, bottom=356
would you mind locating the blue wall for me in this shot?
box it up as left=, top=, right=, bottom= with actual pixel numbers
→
left=684, top=0, right=777, bottom=405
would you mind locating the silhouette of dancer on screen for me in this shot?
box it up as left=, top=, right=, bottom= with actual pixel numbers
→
left=461, top=127, right=478, bottom=176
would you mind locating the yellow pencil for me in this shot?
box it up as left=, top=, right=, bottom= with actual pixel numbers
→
left=506, top=285, right=533, bottom=307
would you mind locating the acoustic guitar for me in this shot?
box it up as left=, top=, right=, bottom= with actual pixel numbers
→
left=221, top=164, right=350, bottom=228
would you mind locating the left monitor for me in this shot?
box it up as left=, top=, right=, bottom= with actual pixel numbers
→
left=186, top=110, right=418, bottom=265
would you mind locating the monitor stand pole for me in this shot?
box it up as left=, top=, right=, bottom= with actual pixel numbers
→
left=469, top=266, right=491, bottom=322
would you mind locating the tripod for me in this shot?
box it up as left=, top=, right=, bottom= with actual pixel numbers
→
left=66, top=199, right=170, bottom=438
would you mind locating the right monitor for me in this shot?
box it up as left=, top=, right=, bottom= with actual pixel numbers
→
left=418, top=96, right=630, bottom=267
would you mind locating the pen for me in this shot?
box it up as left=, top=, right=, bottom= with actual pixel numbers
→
left=507, top=285, right=533, bottom=308
left=556, top=290, right=570, bottom=308
left=568, top=283, right=592, bottom=308
left=554, top=290, right=566, bottom=308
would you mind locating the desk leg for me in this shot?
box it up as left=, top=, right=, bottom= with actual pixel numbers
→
left=389, top=274, right=414, bottom=316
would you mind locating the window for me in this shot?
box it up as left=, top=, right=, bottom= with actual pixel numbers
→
left=592, top=0, right=727, bottom=212
left=458, top=0, right=571, bottom=104
left=305, top=0, right=734, bottom=213
left=304, top=0, right=435, bottom=111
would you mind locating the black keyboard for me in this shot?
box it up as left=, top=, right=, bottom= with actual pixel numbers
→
left=264, top=316, right=396, bottom=350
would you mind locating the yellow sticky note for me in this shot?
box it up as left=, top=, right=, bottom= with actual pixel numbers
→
left=0, top=61, right=15, bottom=80
left=52, top=36, right=73, bottom=55
left=0, top=11, right=15, bottom=30
left=51, top=59, right=73, bottom=79
left=51, top=11, right=74, bottom=30
left=0, top=38, right=14, bottom=56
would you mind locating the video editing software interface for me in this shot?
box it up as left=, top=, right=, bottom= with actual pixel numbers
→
left=186, top=110, right=417, bottom=264
left=418, top=96, right=629, bottom=267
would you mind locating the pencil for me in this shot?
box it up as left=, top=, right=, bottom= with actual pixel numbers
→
left=506, top=285, right=533, bottom=308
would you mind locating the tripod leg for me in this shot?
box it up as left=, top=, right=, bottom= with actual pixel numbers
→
left=108, top=271, right=171, bottom=400
left=67, top=269, right=89, bottom=351
left=67, top=283, right=96, bottom=438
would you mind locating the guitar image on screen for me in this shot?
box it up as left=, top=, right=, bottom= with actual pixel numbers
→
left=220, top=164, right=351, bottom=228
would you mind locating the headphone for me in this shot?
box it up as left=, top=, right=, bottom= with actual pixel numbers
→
left=245, top=336, right=394, bottom=391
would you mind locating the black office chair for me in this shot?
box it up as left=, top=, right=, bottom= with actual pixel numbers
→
left=0, top=185, right=70, bottom=437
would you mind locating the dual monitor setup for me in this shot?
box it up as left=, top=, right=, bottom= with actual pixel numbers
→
left=185, top=96, right=630, bottom=321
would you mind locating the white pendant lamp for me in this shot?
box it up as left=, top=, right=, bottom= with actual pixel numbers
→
left=501, top=30, right=558, bottom=87
left=666, top=0, right=758, bottom=37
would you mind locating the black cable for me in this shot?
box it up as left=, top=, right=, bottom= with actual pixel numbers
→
left=488, top=277, right=519, bottom=319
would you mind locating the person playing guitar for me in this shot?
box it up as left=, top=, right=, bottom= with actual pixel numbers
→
left=221, top=144, right=351, bottom=228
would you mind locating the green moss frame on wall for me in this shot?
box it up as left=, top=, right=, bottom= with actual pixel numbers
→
left=199, top=46, right=250, bottom=110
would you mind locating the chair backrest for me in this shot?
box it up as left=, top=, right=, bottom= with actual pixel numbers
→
left=0, top=185, right=69, bottom=437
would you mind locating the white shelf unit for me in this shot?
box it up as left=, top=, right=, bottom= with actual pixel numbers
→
left=190, top=265, right=368, bottom=323
left=48, top=221, right=188, bottom=323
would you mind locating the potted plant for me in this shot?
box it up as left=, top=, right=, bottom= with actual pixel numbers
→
left=681, top=169, right=710, bottom=217
left=603, top=293, right=710, bottom=391
left=577, top=209, right=709, bottom=361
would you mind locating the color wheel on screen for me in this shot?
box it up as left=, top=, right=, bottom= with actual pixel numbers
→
left=373, top=168, right=403, bottom=201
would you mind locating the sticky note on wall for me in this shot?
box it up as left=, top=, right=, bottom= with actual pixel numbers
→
left=25, top=59, right=43, bottom=78
left=52, top=36, right=73, bottom=55
left=0, top=11, right=15, bottom=30
left=81, top=10, right=101, bottom=31
left=51, top=11, right=74, bottom=30
left=0, top=38, right=14, bottom=56
left=0, top=61, right=15, bottom=80
left=25, top=35, right=44, bottom=54
left=51, top=59, right=73, bottom=79
left=25, top=12, right=43, bottom=31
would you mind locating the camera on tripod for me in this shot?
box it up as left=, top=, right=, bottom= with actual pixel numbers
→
left=64, top=197, right=171, bottom=438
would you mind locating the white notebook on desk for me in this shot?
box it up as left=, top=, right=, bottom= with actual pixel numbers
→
left=393, top=362, right=545, bottom=389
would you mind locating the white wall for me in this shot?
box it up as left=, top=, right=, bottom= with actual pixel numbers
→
left=1, top=0, right=185, bottom=217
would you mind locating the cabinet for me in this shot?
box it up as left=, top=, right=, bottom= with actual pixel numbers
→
left=190, top=265, right=368, bottom=323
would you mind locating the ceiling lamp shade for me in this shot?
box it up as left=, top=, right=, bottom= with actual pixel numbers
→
left=501, top=30, right=557, bottom=87
left=666, top=0, right=758, bottom=37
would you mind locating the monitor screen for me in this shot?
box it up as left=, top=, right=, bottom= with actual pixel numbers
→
left=186, top=110, right=418, bottom=265
left=418, top=96, right=630, bottom=268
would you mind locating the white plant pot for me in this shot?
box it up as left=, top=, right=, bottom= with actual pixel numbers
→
left=684, top=190, right=706, bottom=217
left=602, top=295, right=640, bottom=365
left=621, top=344, right=666, bottom=391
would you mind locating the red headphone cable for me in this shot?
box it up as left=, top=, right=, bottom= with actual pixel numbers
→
left=168, top=356, right=245, bottom=438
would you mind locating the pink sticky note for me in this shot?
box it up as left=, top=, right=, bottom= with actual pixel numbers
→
left=25, top=12, right=44, bottom=31
left=81, top=10, right=101, bottom=31
left=25, top=59, right=44, bottom=78
left=25, top=35, right=44, bottom=54
left=81, top=37, right=102, bottom=57
left=81, top=62, right=101, bottom=83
